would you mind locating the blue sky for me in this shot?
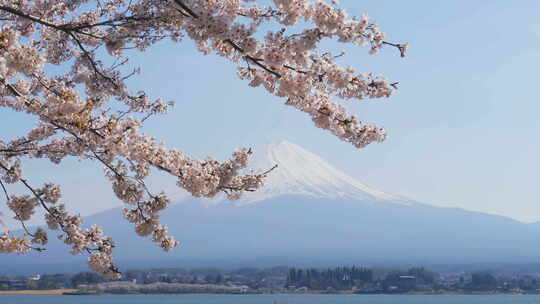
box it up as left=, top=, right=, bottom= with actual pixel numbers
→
left=2, top=0, right=540, bottom=225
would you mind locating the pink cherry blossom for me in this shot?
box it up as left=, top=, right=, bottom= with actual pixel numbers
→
left=0, top=0, right=406, bottom=277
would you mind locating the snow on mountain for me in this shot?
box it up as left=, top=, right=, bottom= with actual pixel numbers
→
left=234, top=141, right=411, bottom=204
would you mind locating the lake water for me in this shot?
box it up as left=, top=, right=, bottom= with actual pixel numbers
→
left=1, top=294, right=540, bottom=304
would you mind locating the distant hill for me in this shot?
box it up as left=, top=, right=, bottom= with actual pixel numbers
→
left=3, top=142, right=540, bottom=274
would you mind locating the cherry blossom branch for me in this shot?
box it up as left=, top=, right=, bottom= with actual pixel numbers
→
left=19, top=176, right=120, bottom=277
left=172, top=0, right=199, bottom=18
left=0, top=178, right=35, bottom=239
left=0, top=6, right=64, bottom=31
left=0, top=0, right=407, bottom=276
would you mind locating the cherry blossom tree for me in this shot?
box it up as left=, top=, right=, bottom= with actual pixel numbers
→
left=0, top=0, right=407, bottom=278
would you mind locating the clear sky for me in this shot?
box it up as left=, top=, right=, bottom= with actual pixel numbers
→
left=2, top=0, right=540, bottom=226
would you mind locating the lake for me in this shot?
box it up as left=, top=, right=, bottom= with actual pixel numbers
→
left=1, top=294, right=539, bottom=304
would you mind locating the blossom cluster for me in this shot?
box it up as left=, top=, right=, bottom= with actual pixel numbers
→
left=45, top=203, right=120, bottom=278
left=0, top=231, right=31, bottom=254
left=0, top=0, right=405, bottom=276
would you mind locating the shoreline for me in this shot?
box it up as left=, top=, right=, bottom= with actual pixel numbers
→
left=0, top=289, right=77, bottom=295
left=0, top=289, right=536, bottom=296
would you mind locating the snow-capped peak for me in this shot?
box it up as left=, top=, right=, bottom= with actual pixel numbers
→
left=235, top=141, right=409, bottom=204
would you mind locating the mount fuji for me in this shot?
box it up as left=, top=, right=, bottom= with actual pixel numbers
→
left=230, top=141, right=407, bottom=204
left=3, top=141, right=540, bottom=274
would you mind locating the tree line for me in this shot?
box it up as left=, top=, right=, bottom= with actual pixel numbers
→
left=285, top=266, right=373, bottom=290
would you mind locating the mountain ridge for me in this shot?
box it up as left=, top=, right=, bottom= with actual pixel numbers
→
left=3, top=141, right=540, bottom=274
